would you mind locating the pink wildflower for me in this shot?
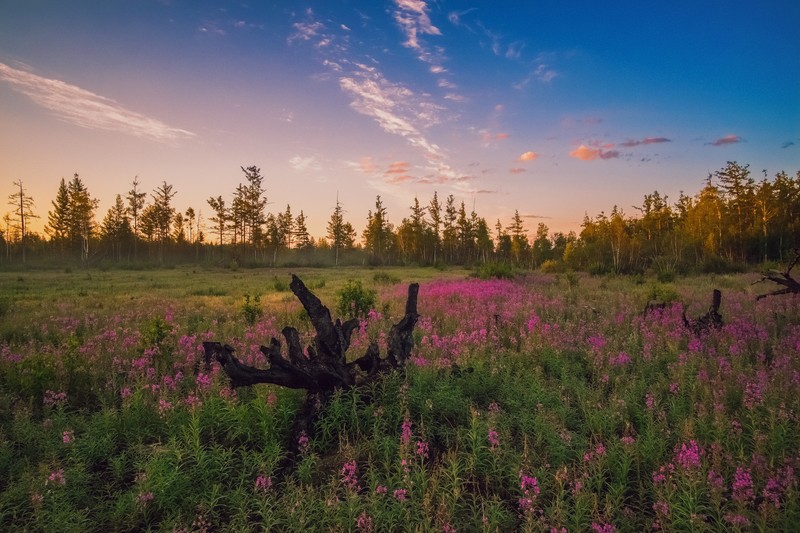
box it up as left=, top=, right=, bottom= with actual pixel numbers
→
left=375, top=484, right=388, bottom=495
left=591, top=522, right=616, bottom=533
left=43, top=390, right=67, bottom=409
left=645, top=393, right=655, bottom=411
left=675, top=440, right=702, bottom=470
left=732, top=467, right=754, bottom=503
left=137, top=491, right=154, bottom=506
left=157, top=398, right=173, bottom=416
left=723, top=513, right=750, bottom=528
left=356, top=512, right=374, bottom=533
left=46, top=468, right=66, bottom=486
left=341, top=460, right=359, bottom=491
left=518, top=471, right=540, bottom=513
left=707, top=470, right=725, bottom=491
left=401, top=418, right=413, bottom=446
left=653, top=500, right=669, bottom=516
left=488, top=429, right=500, bottom=450
left=62, top=430, right=74, bottom=444
left=416, top=440, right=429, bottom=459
left=255, top=475, right=272, bottom=494
left=393, top=488, right=408, bottom=501
left=297, top=431, right=309, bottom=452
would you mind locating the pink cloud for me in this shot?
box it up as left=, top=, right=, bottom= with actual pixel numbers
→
left=569, top=144, right=620, bottom=161
left=516, top=151, right=538, bottom=162
left=385, top=161, right=411, bottom=174
left=358, top=156, right=379, bottom=174
left=481, top=131, right=509, bottom=142
left=710, top=134, right=742, bottom=146
left=509, top=167, right=526, bottom=174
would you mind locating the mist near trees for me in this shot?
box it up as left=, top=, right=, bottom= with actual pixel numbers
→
left=3, top=161, right=798, bottom=273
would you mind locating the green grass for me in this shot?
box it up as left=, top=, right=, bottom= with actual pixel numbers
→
left=0, top=267, right=797, bottom=531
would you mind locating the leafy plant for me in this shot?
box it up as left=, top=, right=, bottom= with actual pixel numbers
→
left=336, top=280, right=376, bottom=319
left=242, top=293, right=262, bottom=326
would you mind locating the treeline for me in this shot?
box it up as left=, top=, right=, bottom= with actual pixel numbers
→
left=3, top=162, right=799, bottom=273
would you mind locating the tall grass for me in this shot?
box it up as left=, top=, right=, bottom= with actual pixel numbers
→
left=0, top=269, right=797, bottom=531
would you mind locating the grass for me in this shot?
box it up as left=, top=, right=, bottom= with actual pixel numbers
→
left=0, top=267, right=797, bottom=531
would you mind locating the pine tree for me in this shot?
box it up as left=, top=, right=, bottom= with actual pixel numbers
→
left=67, top=174, right=97, bottom=263
left=46, top=178, right=70, bottom=251
left=294, top=210, right=313, bottom=249
left=207, top=196, right=227, bottom=246
left=100, top=194, right=132, bottom=261
left=126, top=177, right=147, bottom=260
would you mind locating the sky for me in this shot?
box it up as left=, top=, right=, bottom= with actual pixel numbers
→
left=1, top=0, right=799, bottom=240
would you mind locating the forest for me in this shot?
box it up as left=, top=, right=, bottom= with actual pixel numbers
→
left=4, top=161, right=799, bottom=274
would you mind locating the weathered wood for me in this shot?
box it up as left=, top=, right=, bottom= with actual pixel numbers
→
left=682, top=289, right=723, bottom=334
left=753, top=250, right=800, bottom=300
left=202, top=275, right=420, bottom=393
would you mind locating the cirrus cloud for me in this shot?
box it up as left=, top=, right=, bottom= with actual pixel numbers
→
left=0, top=62, right=194, bottom=143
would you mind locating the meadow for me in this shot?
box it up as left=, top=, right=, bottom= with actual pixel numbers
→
left=0, top=266, right=798, bottom=532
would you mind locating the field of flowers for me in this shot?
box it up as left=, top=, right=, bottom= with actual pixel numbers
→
left=0, top=268, right=798, bottom=531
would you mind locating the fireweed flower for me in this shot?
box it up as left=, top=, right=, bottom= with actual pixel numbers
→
left=356, top=512, right=373, bottom=533
left=732, top=467, right=754, bottom=503
left=62, top=430, right=74, bottom=444
left=487, top=429, right=500, bottom=450
left=137, top=491, right=154, bottom=506
left=255, top=475, right=272, bottom=494
left=401, top=418, right=413, bottom=446
left=518, top=471, right=540, bottom=512
left=591, top=522, right=616, bottom=533
left=297, top=432, right=309, bottom=452
left=393, top=488, right=408, bottom=501
left=46, top=468, right=66, bottom=486
left=341, top=460, right=359, bottom=491
left=416, top=440, right=429, bottom=459
left=675, top=440, right=702, bottom=470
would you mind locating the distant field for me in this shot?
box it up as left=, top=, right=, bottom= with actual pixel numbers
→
left=0, top=268, right=798, bottom=531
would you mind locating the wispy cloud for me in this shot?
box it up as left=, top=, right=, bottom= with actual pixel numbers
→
left=339, top=62, right=444, bottom=162
left=291, top=9, right=467, bottom=187
left=393, top=0, right=441, bottom=52
left=619, top=136, right=671, bottom=147
left=709, top=134, right=742, bottom=146
left=289, top=155, right=321, bottom=172
left=516, top=151, right=538, bottom=162
left=569, top=144, right=620, bottom=161
left=509, top=167, right=526, bottom=174
left=782, top=141, right=796, bottom=149
left=0, top=62, right=194, bottom=143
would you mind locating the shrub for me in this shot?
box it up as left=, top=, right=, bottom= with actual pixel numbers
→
left=336, top=280, right=376, bottom=319
left=474, top=262, right=516, bottom=280
left=242, top=293, right=262, bottom=326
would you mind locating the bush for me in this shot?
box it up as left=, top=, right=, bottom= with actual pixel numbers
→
left=336, top=280, right=376, bottom=319
left=474, top=262, right=516, bottom=280
left=241, top=293, right=262, bottom=326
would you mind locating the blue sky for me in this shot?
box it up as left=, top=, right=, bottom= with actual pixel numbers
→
left=1, top=0, right=798, bottom=238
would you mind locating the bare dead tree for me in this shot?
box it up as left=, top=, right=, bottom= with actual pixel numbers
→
left=682, top=289, right=723, bottom=335
left=202, top=274, right=419, bottom=460
left=753, top=250, right=800, bottom=300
